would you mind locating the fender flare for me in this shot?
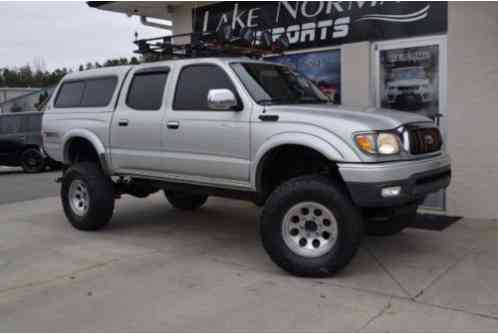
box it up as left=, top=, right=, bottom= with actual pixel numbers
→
left=62, top=129, right=110, bottom=174
left=251, top=132, right=360, bottom=191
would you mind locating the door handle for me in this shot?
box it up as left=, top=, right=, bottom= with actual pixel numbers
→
left=166, top=121, right=180, bottom=129
left=118, top=119, right=129, bottom=127
left=259, top=115, right=279, bottom=122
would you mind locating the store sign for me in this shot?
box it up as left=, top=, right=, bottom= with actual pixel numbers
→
left=193, top=2, right=448, bottom=50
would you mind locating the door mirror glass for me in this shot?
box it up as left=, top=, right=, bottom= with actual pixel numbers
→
left=207, top=89, right=238, bottom=111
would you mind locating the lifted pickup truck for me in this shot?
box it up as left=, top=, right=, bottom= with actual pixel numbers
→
left=42, top=58, right=451, bottom=277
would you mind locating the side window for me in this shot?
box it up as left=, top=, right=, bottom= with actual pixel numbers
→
left=80, top=77, right=117, bottom=107
left=54, top=81, right=85, bottom=108
left=54, top=77, right=117, bottom=108
left=174, top=65, right=238, bottom=110
left=126, top=71, right=168, bottom=111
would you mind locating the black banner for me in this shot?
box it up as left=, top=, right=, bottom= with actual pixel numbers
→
left=192, top=2, right=447, bottom=50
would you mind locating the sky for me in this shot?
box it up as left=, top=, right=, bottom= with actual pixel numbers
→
left=0, top=1, right=167, bottom=71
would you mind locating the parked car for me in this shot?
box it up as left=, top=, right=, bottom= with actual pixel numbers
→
left=42, top=59, right=451, bottom=277
left=0, top=111, right=58, bottom=173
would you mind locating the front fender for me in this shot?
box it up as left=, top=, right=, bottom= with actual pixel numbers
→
left=251, top=132, right=361, bottom=189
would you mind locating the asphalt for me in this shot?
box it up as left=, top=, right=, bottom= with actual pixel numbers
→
left=1, top=171, right=498, bottom=331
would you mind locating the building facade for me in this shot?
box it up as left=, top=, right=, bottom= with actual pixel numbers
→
left=90, top=2, right=498, bottom=220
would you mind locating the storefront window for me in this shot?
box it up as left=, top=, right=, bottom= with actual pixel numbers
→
left=379, top=45, right=439, bottom=120
left=268, top=49, right=341, bottom=104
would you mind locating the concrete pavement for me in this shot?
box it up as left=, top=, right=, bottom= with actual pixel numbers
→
left=0, top=190, right=497, bottom=332
left=0, top=168, right=59, bottom=204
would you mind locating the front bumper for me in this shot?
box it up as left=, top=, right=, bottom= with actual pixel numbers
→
left=338, top=154, right=451, bottom=208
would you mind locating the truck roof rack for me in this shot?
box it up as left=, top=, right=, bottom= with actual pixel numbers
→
left=134, top=25, right=290, bottom=61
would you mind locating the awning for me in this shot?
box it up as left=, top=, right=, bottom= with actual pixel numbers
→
left=87, top=1, right=206, bottom=20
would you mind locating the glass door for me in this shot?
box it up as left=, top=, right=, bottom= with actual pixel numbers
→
left=372, top=36, right=447, bottom=210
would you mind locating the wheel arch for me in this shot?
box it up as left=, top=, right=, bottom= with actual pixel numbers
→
left=252, top=133, right=355, bottom=199
left=62, top=129, right=110, bottom=173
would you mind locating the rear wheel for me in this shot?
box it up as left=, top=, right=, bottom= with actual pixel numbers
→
left=260, top=175, right=363, bottom=277
left=21, top=147, right=46, bottom=173
left=164, top=191, right=208, bottom=211
left=61, top=162, right=115, bottom=231
left=364, top=205, right=418, bottom=236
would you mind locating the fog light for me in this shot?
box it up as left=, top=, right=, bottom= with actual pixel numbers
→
left=381, top=186, right=402, bottom=198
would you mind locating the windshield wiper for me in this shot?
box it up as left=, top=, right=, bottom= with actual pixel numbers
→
left=297, top=97, right=329, bottom=104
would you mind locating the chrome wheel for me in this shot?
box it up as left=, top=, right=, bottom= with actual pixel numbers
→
left=282, top=201, right=338, bottom=258
left=68, top=180, right=89, bottom=217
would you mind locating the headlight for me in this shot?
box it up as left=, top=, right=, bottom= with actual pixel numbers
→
left=377, top=133, right=400, bottom=154
left=355, top=132, right=401, bottom=155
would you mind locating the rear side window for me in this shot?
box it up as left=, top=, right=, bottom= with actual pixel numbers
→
left=54, top=77, right=117, bottom=108
left=81, top=78, right=117, bottom=107
left=126, top=71, right=168, bottom=110
left=54, top=81, right=85, bottom=108
left=174, top=64, right=238, bottom=110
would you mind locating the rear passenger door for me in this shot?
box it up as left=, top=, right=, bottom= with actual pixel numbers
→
left=110, top=66, right=169, bottom=174
left=163, top=63, right=251, bottom=187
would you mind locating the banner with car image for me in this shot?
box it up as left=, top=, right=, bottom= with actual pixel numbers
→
left=379, top=45, right=439, bottom=119
left=269, top=49, right=341, bottom=104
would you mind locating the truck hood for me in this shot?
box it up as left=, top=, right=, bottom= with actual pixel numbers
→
left=264, top=104, right=432, bottom=131
left=388, top=79, right=430, bottom=87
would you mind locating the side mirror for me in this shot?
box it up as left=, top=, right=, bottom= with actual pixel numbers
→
left=207, top=89, right=239, bottom=111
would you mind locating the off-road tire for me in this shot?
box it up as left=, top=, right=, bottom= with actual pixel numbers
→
left=61, top=162, right=115, bottom=231
left=364, top=205, right=418, bottom=236
left=21, top=147, right=46, bottom=173
left=260, top=175, right=363, bottom=277
left=164, top=191, right=208, bottom=211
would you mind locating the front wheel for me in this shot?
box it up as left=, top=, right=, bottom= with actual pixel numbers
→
left=260, top=175, right=363, bottom=277
left=61, top=162, right=115, bottom=231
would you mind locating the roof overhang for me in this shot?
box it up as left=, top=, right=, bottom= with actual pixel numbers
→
left=87, top=1, right=203, bottom=20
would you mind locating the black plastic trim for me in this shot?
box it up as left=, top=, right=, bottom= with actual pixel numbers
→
left=345, top=166, right=451, bottom=208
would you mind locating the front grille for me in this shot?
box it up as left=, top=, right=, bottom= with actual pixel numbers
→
left=409, top=127, right=442, bottom=155
left=398, top=86, right=419, bottom=91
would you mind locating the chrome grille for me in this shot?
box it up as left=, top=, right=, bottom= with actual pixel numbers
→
left=408, top=127, right=442, bottom=155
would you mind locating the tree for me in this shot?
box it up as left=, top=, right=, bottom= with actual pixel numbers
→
left=0, top=56, right=141, bottom=88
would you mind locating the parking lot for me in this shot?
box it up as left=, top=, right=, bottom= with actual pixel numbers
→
left=1, top=169, right=498, bottom=332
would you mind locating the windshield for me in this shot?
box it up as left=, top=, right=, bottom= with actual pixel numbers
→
left=231, top=63, right=329, bottom=105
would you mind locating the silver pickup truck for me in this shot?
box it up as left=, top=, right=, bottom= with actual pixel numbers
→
left=42, top=58, right=451, bottom=277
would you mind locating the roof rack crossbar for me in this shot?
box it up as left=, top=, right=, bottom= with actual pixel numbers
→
left=134, top=26, right=291, bottom=61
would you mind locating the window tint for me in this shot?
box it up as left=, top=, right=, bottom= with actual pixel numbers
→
left=80, top=77, right=117, bottom=107
left=54, top=81, right=85, bottom=108
left=174, top=65, right=238, bottom=110
left=231, top=63, right=328, bottom=105
left=126, top=72, right=168, bottom=110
